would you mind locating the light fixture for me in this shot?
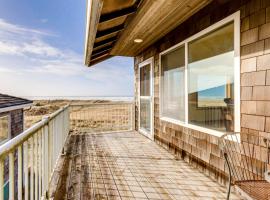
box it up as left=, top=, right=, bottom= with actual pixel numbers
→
left=134, top=38, right=143, bottom=43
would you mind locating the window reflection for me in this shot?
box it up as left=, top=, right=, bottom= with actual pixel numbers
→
left=161, top=46, right=185, bottom=121
left=140, top=99, right=151, bottom=132
left=0, top=116, right=9, bottom=142
left=140, top=64, right=150, bottom=96
left=188, top=22, right=234, bottom=132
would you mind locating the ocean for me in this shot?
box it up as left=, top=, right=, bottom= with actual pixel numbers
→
left=23, top=96, right=134, bottom=101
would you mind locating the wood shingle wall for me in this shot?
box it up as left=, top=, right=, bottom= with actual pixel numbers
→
left=134, top=0, right=270, bottom=184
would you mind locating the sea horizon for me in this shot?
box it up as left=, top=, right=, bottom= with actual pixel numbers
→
left=22, top=96, right=134, bottom=101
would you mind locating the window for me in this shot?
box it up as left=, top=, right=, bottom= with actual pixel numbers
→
left=159, top=12, right=240, bottom=135
left=188, top=22, right=235, bottom=132
left=0, top=115, right=9, bottom=142
left=161, top=46, right=185, bottom=121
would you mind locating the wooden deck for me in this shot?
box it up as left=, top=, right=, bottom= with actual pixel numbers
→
left=50, top=131, right=242, bottom=200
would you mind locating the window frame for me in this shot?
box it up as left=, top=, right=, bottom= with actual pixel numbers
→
left=0, top=113, right=11, bottom=145
left=138, top=57, right=154, bottom=140
left=159, top=43, right=186, bottom=125
left=159, top=11, right=240, bottom=137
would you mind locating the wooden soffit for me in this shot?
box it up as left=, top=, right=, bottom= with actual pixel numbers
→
left=84, top=0, right=140, bottom=66
left=84, top=0, right=212, bottom=66
left=111, top=0, right=212, bottom=56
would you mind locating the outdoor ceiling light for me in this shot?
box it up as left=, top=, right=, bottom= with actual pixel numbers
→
left=134, top=38, right=143, bottom=43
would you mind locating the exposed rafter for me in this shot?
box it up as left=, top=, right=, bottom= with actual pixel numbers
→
left=96, top=24, right=124, bottom=38
left=90, top=54, right=113, bottom=66
left=91, top=49, right=112, bottom=60
left=99, top=6, right=137, bottom=23
left=92, top=45, right=113, bottom=55
left=93, top=36, right=118, bottom=48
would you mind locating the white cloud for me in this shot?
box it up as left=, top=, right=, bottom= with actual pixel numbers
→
left=0, top=18, right=52, bottom=36
left=0, top=18, right=59, bottom=57
left=0, top=19, right=134, bottom=97
left=40, top=18, right=48, bottom=23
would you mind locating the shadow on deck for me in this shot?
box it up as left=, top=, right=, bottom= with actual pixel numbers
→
left=50, top=131, right=241, bottom=200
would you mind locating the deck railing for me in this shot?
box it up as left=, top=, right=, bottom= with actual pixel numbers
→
left=0, top=105, right=69, bottom=200
left=0, top=101, right=134, bottom=200
left=69, top=102, right=134, bottom=133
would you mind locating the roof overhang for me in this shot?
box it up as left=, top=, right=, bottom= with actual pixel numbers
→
left=84, top=0, right=212, bottom=66
left=0, top=103, right=32, bottom=113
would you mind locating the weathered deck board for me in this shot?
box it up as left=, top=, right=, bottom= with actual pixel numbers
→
left=52, top=131, right=242, bottom=200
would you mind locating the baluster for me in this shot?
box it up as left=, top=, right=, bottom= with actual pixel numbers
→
left=41, top=126, right=45, bottom=196
left=0, top=157, right=4, bottom=200
left=30, top=137, right=34, bottom=200
left=38, top=131, right=42, bottom=199
left=44, top=124, right=49, bottom=193
left=34, top=134, right=38, bottom=200
left=9, top=152, right=14, bottom=200
left=24, top=141, right=29, bottom=200
left=18, top=146, right=23, bottom=200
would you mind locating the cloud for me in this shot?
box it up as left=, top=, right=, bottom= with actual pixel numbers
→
left=0, top=18, right=52, bottom=36
left=40, top=18, right=48, bottom=23
left=0, top=18, right=134, bottom=97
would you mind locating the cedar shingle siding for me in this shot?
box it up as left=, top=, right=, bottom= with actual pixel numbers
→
left=134, top=0, right=270, bottom=184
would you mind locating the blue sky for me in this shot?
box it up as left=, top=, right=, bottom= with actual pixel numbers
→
left=0, top=0, right=134, bottom=97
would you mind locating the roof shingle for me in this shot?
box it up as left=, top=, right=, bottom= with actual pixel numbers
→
left=0, top=94, right=33, bottom=109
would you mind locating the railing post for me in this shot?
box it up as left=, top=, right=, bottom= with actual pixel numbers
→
left=67, top=106, right=70, bottom=134
left=18, top=146, right=23, bottom=200
left=34, top=134, right=38, bottom=200
left=30, top=137, right=34, bottom=200
left=0, top=158, right=4, bottom=200
left=131, top=103, right=135, bottom=131
left=38, top=131, right=42, bottom=199
left=9, top=152, right=14, bottom=200
left=24, top=141, right=29, bottom=200
left=45, top=122, right=49, bottom=195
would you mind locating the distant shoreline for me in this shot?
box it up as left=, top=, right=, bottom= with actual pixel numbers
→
left=22, top=96, right=134, bottom=101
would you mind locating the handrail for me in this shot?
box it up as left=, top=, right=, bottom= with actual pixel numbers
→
left=0, top=102, right=134, bottom=200
left=70, top=101, right=134, bottom=106
left=70, top=102, right=134, bottom=133
left=0, top=105, right=69, bottom=156
left=0, top=105, right=70, bottom=200
left=0, top=118, right=47, bottom=157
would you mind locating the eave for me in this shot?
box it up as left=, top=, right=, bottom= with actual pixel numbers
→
left=84, top=0, right=212, bottom=67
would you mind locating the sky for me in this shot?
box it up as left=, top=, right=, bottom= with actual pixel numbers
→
left=0, top=0, right=134, bottom=98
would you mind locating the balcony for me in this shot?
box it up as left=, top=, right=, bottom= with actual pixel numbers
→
left=0, top=102, right=252, bottom=199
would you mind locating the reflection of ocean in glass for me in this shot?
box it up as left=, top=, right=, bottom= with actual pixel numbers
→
left=198, top=80, right=227, bottom=107
left=188, top=22, right=235, bottom=132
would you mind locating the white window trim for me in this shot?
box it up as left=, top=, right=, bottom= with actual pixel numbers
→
left=159, top=42, right=186, bottom=124
left=138, top=57, right=154, bottom=140
left=159, top=11, right=240, bottom=138
left=0, top=113, right=11, bottom=145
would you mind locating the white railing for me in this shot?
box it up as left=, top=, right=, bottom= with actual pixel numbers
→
left=69, top=102, right=134, bottom=133
left=0, top=102, right=134, bottom=200
left=0, top=105, right=69, bottom=200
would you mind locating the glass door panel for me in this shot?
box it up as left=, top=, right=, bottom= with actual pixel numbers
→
left=140, top=98, right=151, bottom=132
left=139, top=63, right=152, bottom=137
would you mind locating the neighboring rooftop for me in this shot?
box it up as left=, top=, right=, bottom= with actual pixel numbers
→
left=0, top=93, right=33, bottom=110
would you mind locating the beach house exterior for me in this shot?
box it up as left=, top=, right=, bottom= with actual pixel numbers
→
left=2, top=0, right=270, bottom=199
left=85, top=0, right=270, bottom=187
left=0, top=94, right=32, bottom=144
left=0, top=94, right=32, bottom=199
